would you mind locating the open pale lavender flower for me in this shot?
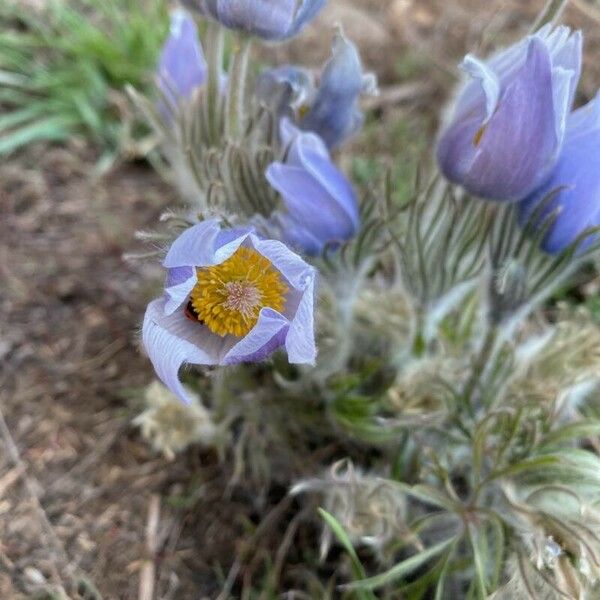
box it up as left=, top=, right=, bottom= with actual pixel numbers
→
left=518, top=93, right=600, bottom=254
left=143, top=220, right=316, bottom=404
left=181, top=0, right=325, bottom=41
left=256, top=30, right=376, bottom=149
left=158, top=9, right=207, bottom=107
left=437, top=25, right=582, bottom=202
left=266, top=121, right=360, bottom=255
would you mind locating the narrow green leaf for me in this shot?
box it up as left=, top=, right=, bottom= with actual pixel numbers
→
left=467, top=524, right=488, bottom=600
left=0, top=106, right=47, bottom=132
left=542, top=421, right=600, bottom=447
left=72, top=92, right=104, bottom=135
left=346, top=537, right=457, bottom=591
left=317, top=509, right=377, bottom=600
left=531, top=0, right=569, bottom=32
left=0, top=69, right=29, bottom=86
left=400, top=549, right=456, bottom=600
left=433, top=544, right=457, bottom=600
left=391, top=482, right=458, bottom=512
left=488, top=454, right=561, bottom=481
left=487, top=514, right=505, bottom=590
left=0, top=115, right=76, bottom=155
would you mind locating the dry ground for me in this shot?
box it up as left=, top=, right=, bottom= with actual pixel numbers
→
left=1, top=1, right=599, bottom=598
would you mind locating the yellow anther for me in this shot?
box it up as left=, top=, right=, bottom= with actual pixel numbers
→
left=189, top=247, right=287, bottom=337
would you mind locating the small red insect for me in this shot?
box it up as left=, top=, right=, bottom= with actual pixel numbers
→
left=184, top=300, right=204, bottom=325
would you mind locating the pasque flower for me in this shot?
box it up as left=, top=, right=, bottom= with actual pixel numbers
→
left=143, top=220, right=316, bottom=404
left=158, top=9, right=207, bottom=106
left=180, top=0, right=325, bottom=41
left=266, top=121, right=360, bottom=255
left=437, top=25, right=582, bottom=201
left=518, top=93, right=600, bottom=254
left=256, top=30, right=376, bottom=149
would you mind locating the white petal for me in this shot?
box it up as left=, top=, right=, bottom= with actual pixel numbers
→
left=142, top=298, right=235, bottom=403
left=460, top=55, right=500, bottom=122
left=163, top=219, right=221, bottom=268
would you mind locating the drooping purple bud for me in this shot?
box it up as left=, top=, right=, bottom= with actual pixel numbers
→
left=256, top=30, right=376, bottom=149
left=266, top=121, right=360, bottom=255
left=299, top=30, right=377, bottom=149
left=158, top=9, right=207, bottom=107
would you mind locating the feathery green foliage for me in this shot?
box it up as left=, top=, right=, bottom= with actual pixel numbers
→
left=0, top=0, right=168, bottom=157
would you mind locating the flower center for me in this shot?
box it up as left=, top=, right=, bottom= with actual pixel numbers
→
left=297, top=102, right=311, bottom=119
left=189, top=246, right=288, bottom=338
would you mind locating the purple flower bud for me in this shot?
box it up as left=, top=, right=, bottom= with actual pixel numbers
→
left=437, top=25, right=582, bottom=202
left=143, top=220, right=316, bottom=404
left=255, top=65, right=313, bottom=122
left=266, top=121, right=360, bottom=255
left=300, top=30, right=376, bottom=149
left=518, top=93, right=600, bottom=254
left=256, top=30, right=376, bottom=149
left=181, top=0, right=325, bottom=41
left=158, top=10, right=207, bottom=106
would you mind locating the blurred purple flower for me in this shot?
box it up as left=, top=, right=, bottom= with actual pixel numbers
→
left=518, top=93, right=600, bottom=254
left=181, top=0, right=325, bottom=41
left=437, top=25, right=582, bottom=201
left=256, top=30, right=376, bottom=149
left=255, top=65, right=313, bottom=124
left=158, top=9, right=207, bottom=109
left=300, top=31, right=376, bottom=149
left=143, top=220, right=316, bottom=404
left=266, top=121, right=360, bottom=255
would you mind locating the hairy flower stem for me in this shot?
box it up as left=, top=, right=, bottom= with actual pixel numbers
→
left=319, top=266, right=368, bottom=381
left=205, top=23, right=225, bottom=145
left=211, top=367, right=231, bottom=421
left=411, top=308, right=427, bottom=357
left=461, top=326, right=499, bottom=415
left=225, top=36, right=253, bottom=139
left=330, top=287, right=359, bottom=375
left=530, top=0, right=570, bottom=32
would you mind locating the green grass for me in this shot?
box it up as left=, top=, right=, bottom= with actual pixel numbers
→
left=0, top=0, right=168, bottom=157
left=352, top=112, right=432, bottom=208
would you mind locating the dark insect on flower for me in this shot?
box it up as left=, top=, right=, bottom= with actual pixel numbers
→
left=184, top=300, right=205, bottom=325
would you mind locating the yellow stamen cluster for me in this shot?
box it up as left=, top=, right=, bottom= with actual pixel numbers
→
left=189, top=246, right=288, bottom=338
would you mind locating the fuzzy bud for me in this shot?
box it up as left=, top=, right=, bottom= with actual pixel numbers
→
left=134, top=381, right=218, bottom=460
